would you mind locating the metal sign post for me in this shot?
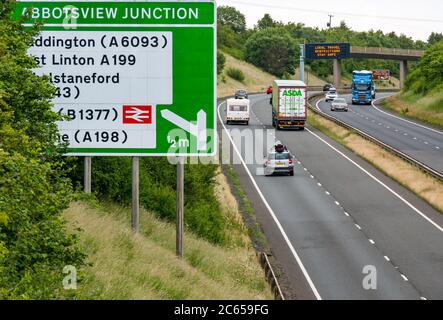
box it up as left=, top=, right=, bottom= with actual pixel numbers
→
left=299, top=44, right=305, bottom=83
left=176, top=157, right=184, bottom=258
left=132, top=156, right=140, bottom=233
left=84, top=156, right=92, bottom=193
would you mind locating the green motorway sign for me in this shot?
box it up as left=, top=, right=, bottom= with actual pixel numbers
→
left=14, top=0, right=216, bottom=156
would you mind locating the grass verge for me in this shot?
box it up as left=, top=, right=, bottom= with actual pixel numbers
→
left=307, top=103, right=443, bottom=214
left=63, top=200, right=273, bottom=299
left=382, top=91, right=443, bottom=130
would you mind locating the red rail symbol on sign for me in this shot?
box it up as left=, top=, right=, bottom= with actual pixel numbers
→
left=123, top=106, right=152, bottom=124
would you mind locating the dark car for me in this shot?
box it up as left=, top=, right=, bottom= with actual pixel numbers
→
left=266, top=86, right=273, bottom=94
left=235, top=89, right=248, bottom=99
left=323, top=83, right=334, bottom=92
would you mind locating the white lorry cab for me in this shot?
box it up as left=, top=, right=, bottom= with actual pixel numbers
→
left=226, top=98, right=250, bottom=125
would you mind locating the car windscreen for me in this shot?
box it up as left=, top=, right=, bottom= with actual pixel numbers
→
left=354, top=84, right=371, bottom=90
left=333, top=99, right=346, bottom=103
left=229, top=105, right=247, bottom=112
left=269, top=153, right=290, bottom=160
left=328, top=90, right=336, bottom=94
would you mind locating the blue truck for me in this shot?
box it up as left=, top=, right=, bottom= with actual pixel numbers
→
left=351, top=70, right=375, bottom=105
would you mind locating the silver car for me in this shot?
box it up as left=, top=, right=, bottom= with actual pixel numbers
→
left=264, top=146, right=295, bottom=176
left=325, top=89, right=338, bottom=102
left=331, top=97, right=349, bottom=112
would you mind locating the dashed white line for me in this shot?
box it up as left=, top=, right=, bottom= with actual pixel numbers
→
left=306, top=116, right=443, bottom=234
left=217, top=100, right=322, bottom=300
left=401, top=274, right=409, bottom=282
left=355, top=224, right=362, bottom=230
left=424, top=141, right=429, bottom=145
left=310, top=175, right=314, bottom=179
left=420, top=297, right=427, bottom=300
left=372, top=97, right=443, bottom=136
left=384, top=256, right=391, bottom=261
left=317, top=182, right=322, bottom=187
left=325, top=191, right=330, bottom=195
left=369, top=239, right=375, bottom=244
left=335, top=201, right=340, bottom=206
left=344, top=212, right=350, bottom=217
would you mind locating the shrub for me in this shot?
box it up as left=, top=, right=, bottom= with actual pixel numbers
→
left=226, top=67, right=245, bottom=82
left=217, top=51, right=226, bottom=75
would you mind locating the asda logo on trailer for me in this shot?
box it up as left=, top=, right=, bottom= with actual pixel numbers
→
left=282, top=89, right=303, bottom=97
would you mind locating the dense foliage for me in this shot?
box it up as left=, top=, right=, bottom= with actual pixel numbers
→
left=218, top=10, right=428, bottom=79
left=217, top=5, right=246, bottom=33
left=0, top=2, right=85, bottom=299
left=245, top=27, right=298, bottom=77
left=69, top=157, right=230, bottom=245
left=405, top=40, right=443, bottom=94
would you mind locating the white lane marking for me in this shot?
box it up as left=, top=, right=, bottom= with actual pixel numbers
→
left=325, top=191, right=330, bottom=195
left=413, top=137, right=417, bottom=140
left=306, top=109, right=443, bottom=234
left=437, top=146, right=440, bottom=149
left=344, top=212, right=350, bottom=217
left=317, top=182, right=322, bottom=187
left=421, top=297, right=427, bottom=300
left=335, top=201, right=340, bottom=206
left=310, top=175, right=314, bottom=179
left=369, top=239, right=375, bottom=244
left=401, top=274, right=409, bottom=281
left=384, top=256, right=391, bottom=261
left=372, top=97, right=443, bottom=135
left=217, top=100, right=322, bottom=300
left=424, top=141, right=429, bottom=145
left=355, top=224, right=362, bottom=230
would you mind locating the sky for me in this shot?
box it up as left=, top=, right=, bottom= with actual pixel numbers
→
left=217, top=0, right=443, bottom=41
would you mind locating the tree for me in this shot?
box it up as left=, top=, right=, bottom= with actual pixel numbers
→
left=427, top=32, right=443, bottom=46
left=256, top=14, right=276, bottom=30
left=405, top=40, right=443, bottom=94
left=0, top=2, right=85, bottom=299
left=245, top=27, right=298, bottom=77
left=217, top=5, right=246, bottom=33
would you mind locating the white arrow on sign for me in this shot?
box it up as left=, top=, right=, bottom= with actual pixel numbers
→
left=161, top=109, right=207, bottom=151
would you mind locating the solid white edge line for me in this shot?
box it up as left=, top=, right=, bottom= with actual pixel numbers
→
left=217, top=100, right=322, bottom=300
left=308, top=103, right=443, bottom=234
left=372, top=97, right=443, bottom=135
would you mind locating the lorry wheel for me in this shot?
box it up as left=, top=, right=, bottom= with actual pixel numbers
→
left=289, top=170, right=294, bottom=176
left=226, top=120, right=230, bottom=125
left=245, top=121, right=249, bottom=125
left=299, top=127, right=305, bottom=131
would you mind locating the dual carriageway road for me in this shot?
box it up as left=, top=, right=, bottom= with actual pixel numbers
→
left=217, top=93, right=443, bottom=300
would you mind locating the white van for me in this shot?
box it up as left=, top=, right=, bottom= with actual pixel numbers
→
left=226, top=98, right=250, bottom=125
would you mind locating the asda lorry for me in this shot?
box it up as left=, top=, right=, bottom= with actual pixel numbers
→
left=271, top=80, right=307, bottom=130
